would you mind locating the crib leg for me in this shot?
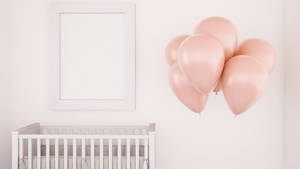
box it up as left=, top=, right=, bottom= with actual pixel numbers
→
left=149, top=124, right=156, bottom=169
left=12, top=132, right=19, bottom=169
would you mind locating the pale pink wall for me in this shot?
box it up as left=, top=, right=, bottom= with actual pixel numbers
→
left=0, top=0, right=12, bottom=168
left=284, top=0, right=300, bottom=168
left=3, top=0, right=285, bottom=169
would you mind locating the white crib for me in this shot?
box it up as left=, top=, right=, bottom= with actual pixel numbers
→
left=12, top=123, right=155, bottom=169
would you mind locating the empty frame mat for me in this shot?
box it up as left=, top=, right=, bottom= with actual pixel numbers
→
left=50, top=3, right=135, bottom=110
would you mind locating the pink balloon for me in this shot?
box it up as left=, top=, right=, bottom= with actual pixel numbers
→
left=169, top=64, right=208, bottom=113
left=221, top=55, right=268, bottom=115
left=165, top=34, right=189, bottom=66
left=236, top=39, right=275, bottom=73
left=178, top=34, right=224, bottom=94
left=194, top=17, right=238, bottom=61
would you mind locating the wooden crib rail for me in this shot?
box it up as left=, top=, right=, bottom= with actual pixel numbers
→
left=14, top=123, right=155, bottom=135
left=14, top=123, right=41, bottom=134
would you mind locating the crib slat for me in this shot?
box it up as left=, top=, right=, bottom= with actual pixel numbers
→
left=117, top=139, right=121, bottom=169
left=135, top=139, right=139, bottom=169
left=91, top=139, right=95, bottom=169
left=126, top=139, right=130, bottom=169
left=82, top=138, right=86, bottom=169
left=144, top=138, right=148, bottom=159
left=55, top=138, right=59, bottom=169
left=100, top=138, right=103, bottom=169
left=82, top=138, right=86, bottom=158
left=19, top=138, right=23, bottom=159
left=37, top=138, right=41, bottom=169
left=109, top=139, right=112, bottom=169
left=28, top=138, right=32, bottom=169
left=64, top=139, right=68, bottom=169
left=73, top=139, right=77, bottom=169
left=46, top=139, right=50, bottom=169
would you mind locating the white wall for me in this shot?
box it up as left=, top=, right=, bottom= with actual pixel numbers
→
left=5, top=0, right=284, bottom=169
left=0, top=0, right=12, bottom=168
left=284, top=0, right=300, bottom=168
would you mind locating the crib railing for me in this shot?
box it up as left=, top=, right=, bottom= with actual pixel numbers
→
left=12, top=123, right=155, bottom=169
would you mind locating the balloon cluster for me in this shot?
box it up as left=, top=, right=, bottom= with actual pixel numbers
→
left=166, top=17, right=275, bottom=115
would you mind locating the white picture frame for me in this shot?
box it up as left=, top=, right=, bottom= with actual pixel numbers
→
left=49, top=2, right=135, bottom=110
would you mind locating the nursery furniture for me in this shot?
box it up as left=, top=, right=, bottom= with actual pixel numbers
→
left=12, top=123, right=155, bottom=169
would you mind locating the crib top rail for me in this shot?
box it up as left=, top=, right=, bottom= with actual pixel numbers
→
left=14, top=123, right=155, bottom=135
